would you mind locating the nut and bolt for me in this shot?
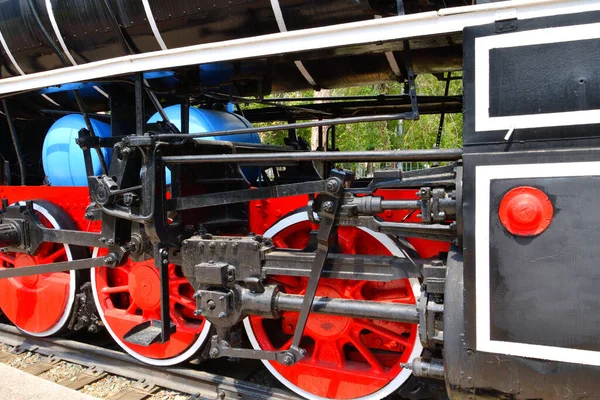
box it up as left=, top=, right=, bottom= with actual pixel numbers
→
left=209, top=348, right=219, bottom=358
left=218, top=312, right=227, bottom=319
left=193, top=309, right=202, bottom=316
left=207, top=300, right=216, bottom=310
left=322, top=201, right=334, bottom=213
left=107, top=239, right=115, bottom=245
left=209, top=242, right=216, bottom=251
left=281, top=354, right=294, bottom=366
left=161, top=249, right=169, bottom=258
left=326, top=179, right=340, bottom=193
left=103, top=255, right=115, bottom=265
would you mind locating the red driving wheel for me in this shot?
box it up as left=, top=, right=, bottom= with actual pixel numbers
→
left=0, top=201, right=86, bottom=336
left=91, top=251, right=211, bottom=365
left=244, top=212, right=421, bottom=399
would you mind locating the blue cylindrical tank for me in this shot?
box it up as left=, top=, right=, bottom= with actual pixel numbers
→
left=148, top=105, right=261, bottom=183
left=42, top=115, right=112, bottom=186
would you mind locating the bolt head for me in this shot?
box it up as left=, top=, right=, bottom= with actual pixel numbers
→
left=193, top=309, right=202, bottom=316
left=281, top=354, right=294, bottom=366
left=218, top=312, right=227, bottom=319
left=209, top=348, right=219, bottom=358
left=207, top=300, right=216, bottom=310
left=322, top=201, right=334, bottom=213
left=326, top=179, right=340, bottom=193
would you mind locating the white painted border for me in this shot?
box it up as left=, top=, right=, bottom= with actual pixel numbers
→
left=10, top=202, right=77, bottom=337
left=90, top=248, right=212, bottom=366
left=475, top=23, right=600, bottom=132
left=0, top=0, right=598, bottom=95
left=475, top=161, right=600, bottom=365
left=244, top=212, right=422, bottom=400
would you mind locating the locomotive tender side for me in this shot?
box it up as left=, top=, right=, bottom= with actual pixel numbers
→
left=0, top=0, right=599, bottom=399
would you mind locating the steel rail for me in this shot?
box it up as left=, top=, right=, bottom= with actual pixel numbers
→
left=0, top=323, right=299, bottom=400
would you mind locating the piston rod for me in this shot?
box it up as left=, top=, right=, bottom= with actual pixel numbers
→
left=274, top=292, right=419, bottom=324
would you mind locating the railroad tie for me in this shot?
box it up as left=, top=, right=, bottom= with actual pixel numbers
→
left=58, top=366, right=107, bottom=390
left=107, top=379, right=159, bottom=400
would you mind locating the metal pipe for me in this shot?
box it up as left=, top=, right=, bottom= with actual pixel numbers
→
left=157, top=113, right=414, bottom=140
left=1, top=101, right=26, bottom=185
left=275, top=292, right=419, bottom=324
left=163, top=148, right=462, bottom=165
left=403, top=357, right=445, bottom=380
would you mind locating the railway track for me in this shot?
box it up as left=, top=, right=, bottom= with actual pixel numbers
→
left=0, top=322, right=300, bottom=400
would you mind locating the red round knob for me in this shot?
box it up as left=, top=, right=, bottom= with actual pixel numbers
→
left=498, top=186, right=553, bottom=237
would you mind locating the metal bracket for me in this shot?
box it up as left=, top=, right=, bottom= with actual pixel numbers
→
left=282, top=169, right=353, bottom=364
left=209, top=335, right=304, bottom=367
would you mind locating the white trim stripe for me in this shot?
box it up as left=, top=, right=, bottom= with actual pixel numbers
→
left=45, top=0, right=77, bottom=66
left=45, top=0, right=106, bottom=99
left=0, top=0, right=598, bottom=95
left=0, top=25, right=61, bottom=106
left=269, top=0, right=317, bottom=87
left=141, top=0, right=168, bottom=51
left=0, top=30, right=25, bottom=75
left=475, top=161, right=600, bottom=366
left=475, top=22, right=600, bottom=132
left=41, top=93, right=61, bottom=106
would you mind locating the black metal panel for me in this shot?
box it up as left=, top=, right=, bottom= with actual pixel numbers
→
left=454, top=10, right=600, bottom=398
left=488, top=40, right=600, bottom=117
left=450, top=150, right=600, bottom=399
left=463, top=11, right=600, bottom=152
left=489, top=176, right=600, bottom=352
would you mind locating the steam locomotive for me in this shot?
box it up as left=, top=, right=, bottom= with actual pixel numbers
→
left=0, top=0, right=598, bottom=399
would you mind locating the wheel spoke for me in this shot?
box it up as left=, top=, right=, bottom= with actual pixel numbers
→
left=277, top=337, right=294, bottom=352
left=309, top=339, right=345, bottom=368
left=126, top=300, right=140, bottom=315
left=170, top=293, right=196, bottom=311
left=101, top=285, right=129, bottom=294
left=169, top=277, right=190, bottom=286
left=355, top=320, right=413, bottom=348
left=40, top=247, right=66, bottom=264
left=348, top=334, right=384, bottom=373
left=346, top=280, right=368, bottom=300
left=0, top=253, right=16, bottom=265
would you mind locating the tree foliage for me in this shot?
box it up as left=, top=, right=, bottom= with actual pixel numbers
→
left=241, top=74, right=462, bottom=175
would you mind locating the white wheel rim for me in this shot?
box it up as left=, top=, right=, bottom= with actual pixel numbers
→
left=90, top=248, right=212, bottom=366
left=243, top=211, right=422, bottom=400
left=10, top=202, right=77, bottom=337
